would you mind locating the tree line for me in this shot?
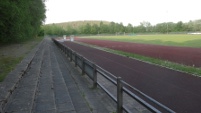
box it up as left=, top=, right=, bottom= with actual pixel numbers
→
left=0, top=0, right=46, bottom=43
left=44, top=19, right=201, bottom=36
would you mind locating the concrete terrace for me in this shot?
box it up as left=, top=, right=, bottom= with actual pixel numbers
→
left=0, top=38, right=116, bottom=113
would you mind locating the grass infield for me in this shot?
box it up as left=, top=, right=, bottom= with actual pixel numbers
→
left=83, top=34, right=201, bottom=48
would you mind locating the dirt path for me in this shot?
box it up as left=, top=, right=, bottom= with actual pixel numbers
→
left=63, top=41, right=201, bottom=112
left=75, top=38, right=201, bottom=68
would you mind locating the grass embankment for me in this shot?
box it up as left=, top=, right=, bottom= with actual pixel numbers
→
left=0, top=57, right=23, bottom=81
left=78, top=34, right=201, bottom=77
left=84, top=34, right=201, bottom=48
left=0, top=37, right=44, bottom=82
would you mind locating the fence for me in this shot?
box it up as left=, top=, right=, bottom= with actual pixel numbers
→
left=52, top=38, right=175, bottom=113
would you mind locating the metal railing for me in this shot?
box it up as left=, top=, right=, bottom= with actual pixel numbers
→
left=52, top=38, right=175, bottom=113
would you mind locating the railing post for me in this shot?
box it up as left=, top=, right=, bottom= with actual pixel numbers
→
left=70, top=50, right=73, bottom=62
left=75, top=53, right=77, bottom=67
left=117, top=77, right=123, bottom=113
left=67, top=48, right=70, bottom=57
left=64, top=47, right=66, bottom=55
left=93, top=63, right=97, bottom=88
left=62, top=45, right=64, bottom=52
left=82, top=57, right=85, bottom=75
left=66, top=48, right=69, bottom=57
left=66, top=48, right=68, bottom=56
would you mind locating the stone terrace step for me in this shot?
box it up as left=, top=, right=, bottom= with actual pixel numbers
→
left=52, top=41, right=116, bottom=113
left=0, top=39, right=44, bottom=113
left=4, top=40, right=46, bottom=113
left=1, top=38, right=116, bottom=113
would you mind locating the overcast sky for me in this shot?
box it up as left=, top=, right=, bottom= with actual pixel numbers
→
left=45, top=0, right=201, bottom=26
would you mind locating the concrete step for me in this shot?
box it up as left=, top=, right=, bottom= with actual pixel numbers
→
left=4, top=39, right=47, bottom=113
left=52, top=40, right=116, bottom=113
left=32, top=40, right=57, bottom=113
left=2, top=38, right=117, bottom=113
left=50, top=40, right=76, bottom=113
left=51, top=39, right=92, bottom=113
left=0, top=39, right=44, bottom=113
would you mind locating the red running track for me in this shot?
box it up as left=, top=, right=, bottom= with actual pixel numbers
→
left=62, top=41, right=201, bottom=113
left=75, top=38, right=201, bottom=68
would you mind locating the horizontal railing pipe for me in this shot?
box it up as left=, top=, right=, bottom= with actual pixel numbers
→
left=123, top=87, right=161, bottom=113
left=122, top=81, right=175, bottom=113
left=98, top=82, right=117, bottom=102
left=97, top=71, right=117, bottom=85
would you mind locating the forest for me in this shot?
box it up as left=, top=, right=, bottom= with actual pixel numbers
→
left=0, top=0, right=46, bottom=43
left=43, top=19, right=201, bottom=36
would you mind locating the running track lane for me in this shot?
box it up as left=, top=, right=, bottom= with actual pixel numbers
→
left=75, top=38, right=201, bottom=68
left=62, top=41, right=201, bottom=113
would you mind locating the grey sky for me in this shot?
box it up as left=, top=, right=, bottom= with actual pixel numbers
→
left=45, top=0, right=201, bottom=26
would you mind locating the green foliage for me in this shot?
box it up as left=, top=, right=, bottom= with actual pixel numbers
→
left=83, top=23, right=91, bottom=34
left=54, top=20, right=110, bottom=29
left=38, top=27, right=45, bottom=36
left=91, top=24, right=99, bottom=34
left=0, top=0, right=46, bottom=43
left=43, top=24, right=67, bottom=36
left=43, top=19, right=201, bottom=36
left=125, top=23, right=133, bottom=33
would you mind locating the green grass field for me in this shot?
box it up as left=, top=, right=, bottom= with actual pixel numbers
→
left=83, top=34, right=201, bottom=48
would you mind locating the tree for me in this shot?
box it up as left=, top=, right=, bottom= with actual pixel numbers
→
left=133, top=23, right=146, bottom=33
left=0, top=0, right=46, bottom=43
left=166, top=22, right=176, bottom=32
left=114, top=23, right=125, bottom=34
left=109, top=22, right=115, bottom=34
left=119, top=22, right=125, bottom=33
left=140, top=21, right=151, bottom=32
left=99, top=22, right=109, bottom=33
left=83, top=23, right=91, bottom=34
left=154, top=23, right=167, bottom=33
left=175, top=21, right=183, bottom=31
left=91, top=24, right=99, bottom=34
left=187, top=19, right=201, bottom=31
left=66, top=25, right=77, bottom=35
left=125, top=23, right=133, bottom=33
left=43, top=19, right=201, bottom=35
